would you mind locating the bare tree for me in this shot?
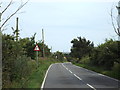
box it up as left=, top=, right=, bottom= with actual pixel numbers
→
left=116, top=2, right=120, bottom=37
left=110, top=2, right=120, bottom=37
left=0, top=0, right=29, bottom=32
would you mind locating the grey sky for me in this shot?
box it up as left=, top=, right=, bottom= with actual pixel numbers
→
left=2, top=0, right=119, bottom=52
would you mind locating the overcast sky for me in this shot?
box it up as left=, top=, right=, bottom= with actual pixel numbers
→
left=2, top=0, right=119, bottom=52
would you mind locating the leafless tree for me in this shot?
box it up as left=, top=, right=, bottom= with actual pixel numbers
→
left=110, top=2, right=120, bottom=37
left=0, top=0, right=29, bottom=32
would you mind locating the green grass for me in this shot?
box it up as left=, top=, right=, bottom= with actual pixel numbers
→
left=74, top=63, right=120, bottom=80
left=7, top=57, right=65, bottom=88
left=22, top=58, right=61, bottom=88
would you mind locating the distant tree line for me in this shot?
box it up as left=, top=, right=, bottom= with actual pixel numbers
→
left=53, top=51, right=66, bottom=62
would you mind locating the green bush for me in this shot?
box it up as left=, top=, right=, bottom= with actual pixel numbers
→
left=112, top=62, right=120, bottom=72
left=80, top=56, right=90, bottom=64
left=2, top=33, right=44, bottom=87
left=90, top=39, right=119, bottom=70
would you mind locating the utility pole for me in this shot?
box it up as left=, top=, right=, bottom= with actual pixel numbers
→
left=12, top=17, right=19, bottom=41
left=15, top=17, right=19, bottom=41
left=42, top=28, right=45, bottom=57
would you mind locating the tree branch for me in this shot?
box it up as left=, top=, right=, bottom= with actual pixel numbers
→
left=110, top=8, right=119, bottom=36
left=0, top=0, right=29, bottom=31
left=1, top=0, right=13, bottom=14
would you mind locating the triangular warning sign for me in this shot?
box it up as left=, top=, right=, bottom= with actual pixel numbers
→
left=34, top=44, right=40, bottom=51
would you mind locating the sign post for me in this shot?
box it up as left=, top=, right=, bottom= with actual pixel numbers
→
left=34, top=44, right=40, bottom=68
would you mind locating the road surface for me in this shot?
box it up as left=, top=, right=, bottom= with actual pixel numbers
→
left=42, top=62, right=120, bottom=90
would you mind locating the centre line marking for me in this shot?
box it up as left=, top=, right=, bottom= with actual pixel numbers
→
left=62, top=63, right=96, bottom=90
left=69, top=70, right=73, bottom=74
left=74, top=74, right=82, bottom=80
left=62, top=63, right=68, bottom=70
left=66, top=68, right=68, bottom=70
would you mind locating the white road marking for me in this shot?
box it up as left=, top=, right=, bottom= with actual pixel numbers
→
left=69, top=70, right=73, bottom=74
left=73, top=64, right=120, bottom=82
left=98, top=74, right=105, bottom=76
left=62, top=63, right=96, bottom=90
left=73, top=74, right=82, bottom=80
left=66, top=68, right=68, bottom=70
left=62, top=63, right=68, bottom=70
left=98, top=73, right=120, bottom=82
left=62, top=63, right=82, bottom=81
left=73, top=65, right=82, bottom=69
left=62, top=64, right=65, bottom=68
left=41, top=64, right=53, bottom=90
left=87, top=84, right=96, bottom=90
left=74, top=65, right=95, bottom=73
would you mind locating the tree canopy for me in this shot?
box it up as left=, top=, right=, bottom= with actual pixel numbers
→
left=70, top=37, right=94, bottom=60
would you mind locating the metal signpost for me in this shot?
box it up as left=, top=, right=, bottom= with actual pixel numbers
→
left=34, top=44, right=40, bottom=68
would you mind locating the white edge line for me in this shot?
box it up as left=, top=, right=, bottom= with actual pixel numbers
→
left=86, top=84, right=96, bottom=90
left=41, top=64, right=53, bottom=89
left=98, top=73, right=120, bottom=82
left=98, top=74, right=105, bottom=76
left=73, top=64, right=120, bottom=82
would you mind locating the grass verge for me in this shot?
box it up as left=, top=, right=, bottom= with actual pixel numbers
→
left=22, top=58, right=61, bottom=88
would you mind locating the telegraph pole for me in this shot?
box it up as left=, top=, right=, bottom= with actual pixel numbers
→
left=12, top=17, right=19, bottom=41
left=42, top=28, right=45, bottom=57
left=16, top=17, right=19, bottom=41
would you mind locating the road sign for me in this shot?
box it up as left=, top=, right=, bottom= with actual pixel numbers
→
left=34, top=44, right=40, bottom=51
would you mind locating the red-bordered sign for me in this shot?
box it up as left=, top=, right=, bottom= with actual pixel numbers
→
left=34, top=44, right=40, bottom=51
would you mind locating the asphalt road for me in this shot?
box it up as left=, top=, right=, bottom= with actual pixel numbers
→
left=42, top=62, right=120, bottom=90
